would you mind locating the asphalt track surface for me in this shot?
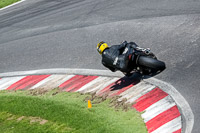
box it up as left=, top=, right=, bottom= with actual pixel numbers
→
left=0, top=0, right=200, bottom=132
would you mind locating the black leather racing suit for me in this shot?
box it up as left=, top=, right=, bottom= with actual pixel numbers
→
left=101, top=41, right=138, bottom=74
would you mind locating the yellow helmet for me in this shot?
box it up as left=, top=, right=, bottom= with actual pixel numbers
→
left=97, top=41, right=109, bottom=54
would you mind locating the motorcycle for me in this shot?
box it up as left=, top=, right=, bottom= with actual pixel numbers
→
left=125, top=47, right=166, bottom=76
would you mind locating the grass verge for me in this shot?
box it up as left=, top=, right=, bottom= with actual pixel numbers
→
left=0, top=89, right=147, bottom=133
left=0, top=0, right=20, bottom=9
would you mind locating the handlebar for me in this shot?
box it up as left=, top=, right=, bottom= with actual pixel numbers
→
left=135, top=47, right=151, bottom=55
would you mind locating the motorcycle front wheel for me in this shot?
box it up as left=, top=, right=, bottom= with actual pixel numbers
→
left=137, top=56, right=166, bottom=74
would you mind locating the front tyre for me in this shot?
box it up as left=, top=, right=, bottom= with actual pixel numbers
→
left=137, top=56, right=166, bottom=75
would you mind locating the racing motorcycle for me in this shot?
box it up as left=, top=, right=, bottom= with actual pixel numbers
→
left=126, top=47, right=166, bottom=76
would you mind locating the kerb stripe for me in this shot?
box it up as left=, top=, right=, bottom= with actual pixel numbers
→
left=151, top=116, right=181, bottom=133
left=6, top=75, right=50, bottom=90
left=77, top=76, right=104, bottom=92
left=98, top=80, right=120, bottom=95
left=98, top=77, right=139, bottom=96
left=109, top=84, right=134, bottom=96
left=0, top=77, right=25, bottom=90
left=16, top=75, right=50, bottom=90
left=91, top=78, right=119, bottom=93
left=173, top=129, right=182, bottom=133
left=142, top=95, right=176, bottom=123
left=59, top=75, right=98, bottom=92
left=59, top=75, right=84, bottom=88
left=146, top=105, right=180, bottom=133
left=68, top=76, right=98, bottom=92
left=133, top=88, right=168, bottom=112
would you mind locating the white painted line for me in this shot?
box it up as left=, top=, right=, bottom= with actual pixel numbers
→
left=142, top=95, right=176, bottom=122
left=0, top=0, right=26, bottom=11
left=126, top=85, right=155, bottom=103
left=151, top=116, right=182, bottom=133
left=0, top=76, right=25, bottom=90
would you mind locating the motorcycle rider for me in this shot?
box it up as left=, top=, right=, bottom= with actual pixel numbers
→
left=97, top=41, right=149, bottom=76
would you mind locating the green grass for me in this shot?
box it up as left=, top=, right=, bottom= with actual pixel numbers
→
left=0, top=89, right=147, bottom=133
left=0, top=0, right=20, bottom=8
